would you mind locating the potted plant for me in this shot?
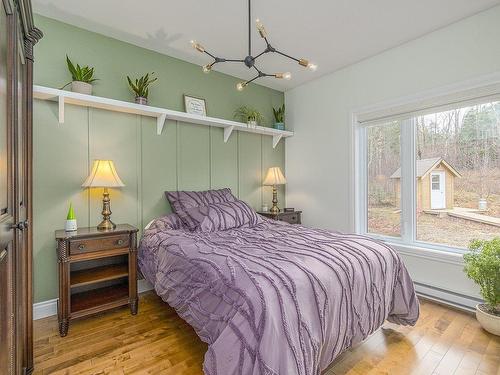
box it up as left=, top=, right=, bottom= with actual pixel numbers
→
left=273, top=104, right=285, bottom=130
left=62, top=55, right=98, bottom=95
left=234, top=106, right=264, bottom=129
left=127, top=72, right=157, bottom=105
left=463, top=237, right=500, bottom=335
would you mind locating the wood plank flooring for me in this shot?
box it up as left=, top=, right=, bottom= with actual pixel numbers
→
left=34, top=292, right=500, bottom=375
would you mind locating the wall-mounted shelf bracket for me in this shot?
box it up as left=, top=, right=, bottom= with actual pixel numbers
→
left=224, top=125, right=235, bottom=143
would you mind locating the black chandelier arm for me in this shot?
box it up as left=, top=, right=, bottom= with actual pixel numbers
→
left=274, top=49, right=301, bottom=63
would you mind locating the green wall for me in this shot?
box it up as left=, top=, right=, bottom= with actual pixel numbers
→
left=33, top=15, right=285, bottom=303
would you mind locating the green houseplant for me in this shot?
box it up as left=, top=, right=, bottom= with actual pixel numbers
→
left=127, top=72, right=158, bottom=105
left=62, top=55, right=98, bottom=95
left=273, top=104, right=285, bottom=130
left=463, top=237, right=500, bottom=335
left=234, top=106, right=265, bottom=129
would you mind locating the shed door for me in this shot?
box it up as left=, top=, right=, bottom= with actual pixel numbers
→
left=430, top=171, right=446, bottom=209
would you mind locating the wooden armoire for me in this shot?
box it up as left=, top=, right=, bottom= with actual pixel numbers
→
left=0, top=0, right=41, bottom=374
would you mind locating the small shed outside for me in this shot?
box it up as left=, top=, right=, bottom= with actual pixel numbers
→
left=390, top=157, right=461, bottom=211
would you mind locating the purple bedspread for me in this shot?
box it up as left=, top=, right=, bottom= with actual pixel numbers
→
left=138, top=215, right=419, bottom=375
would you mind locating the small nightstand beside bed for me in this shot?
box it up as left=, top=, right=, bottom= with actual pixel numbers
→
left=138, top=188, right=419, bottom=375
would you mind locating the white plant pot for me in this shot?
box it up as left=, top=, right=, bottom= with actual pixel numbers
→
left=135, top=96, right=148, bottom=105
left=247, top=120, right=257, bottom=129
left=71, top=81, right=92, bottom=95
left=476, top=304, right=500, bottom=336
left=478, top=198, right=488, bottom=211
left=65, top=219, right=77, bottom=232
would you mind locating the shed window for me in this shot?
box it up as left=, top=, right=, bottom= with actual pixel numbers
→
left=356, top=98, right=500, bottom=252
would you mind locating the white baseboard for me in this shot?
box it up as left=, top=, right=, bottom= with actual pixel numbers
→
left=33, top=279, right=154, bottom=320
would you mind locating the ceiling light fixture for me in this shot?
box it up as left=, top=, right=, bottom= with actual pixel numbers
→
left=190, top=0, right=317, bottom=90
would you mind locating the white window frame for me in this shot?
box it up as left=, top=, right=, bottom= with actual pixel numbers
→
left=352, top=73, right=500, bottom=256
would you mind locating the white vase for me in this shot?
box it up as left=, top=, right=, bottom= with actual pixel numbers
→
left=135, top=96, right=148, bottom=105
left=476, top=304, right=500, bottom=336
left=478, top=198, right=488, bottom=211
left=71, top=81, right=92, bottom=95
left=65, top=219, right=77, bottom=232
left=247, top=120, right=257, bottom=129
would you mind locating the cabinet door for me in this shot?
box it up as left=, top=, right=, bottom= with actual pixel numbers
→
left=0, top=2, right=18, bottom=374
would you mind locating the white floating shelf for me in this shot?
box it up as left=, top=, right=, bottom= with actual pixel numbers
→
left=33, top=85, right=293, bottom=148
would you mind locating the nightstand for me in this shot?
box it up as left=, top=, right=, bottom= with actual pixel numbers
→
left=54, top=224, right=139, bottom=337
left=258, top=210, right=302, bottom=224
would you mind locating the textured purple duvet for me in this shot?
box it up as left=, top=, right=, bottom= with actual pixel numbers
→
left=138, top=215, right=419, bottom=375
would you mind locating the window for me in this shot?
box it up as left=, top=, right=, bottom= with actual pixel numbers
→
left=367, top=121, right=401, bottom=237
left=356, top=98, right=500, bottom=252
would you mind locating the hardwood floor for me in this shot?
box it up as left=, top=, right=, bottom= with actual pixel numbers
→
left=33, top=292, right=500, bottom=375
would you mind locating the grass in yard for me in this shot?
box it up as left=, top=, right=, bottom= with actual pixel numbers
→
left=368, top=207, right=500, bottom=248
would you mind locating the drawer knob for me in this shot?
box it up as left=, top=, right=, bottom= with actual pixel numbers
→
left=78, top=244, right=85, bottom=250
left=116, top=239, right=124, bottom=246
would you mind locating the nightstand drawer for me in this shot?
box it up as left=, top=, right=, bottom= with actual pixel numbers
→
left=69, top=234, right=130, bottom=255
left=279, top=212, right=301, bottom=224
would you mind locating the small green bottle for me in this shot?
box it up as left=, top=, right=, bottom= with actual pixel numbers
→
left=65, top=203, right=77, bottom=231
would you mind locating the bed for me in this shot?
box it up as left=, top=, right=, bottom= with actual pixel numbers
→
left=138, top=190, right=419, bottom=375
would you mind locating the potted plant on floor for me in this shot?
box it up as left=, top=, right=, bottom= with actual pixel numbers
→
left=234, top=106, right=264, bottom=129
left=273, top=104, right=285, bottom=130
left=62, top=55, right=98, bottom=95
left=127, top=72, right=157, bottom=105
left=463, top=237, right=500, bottom=335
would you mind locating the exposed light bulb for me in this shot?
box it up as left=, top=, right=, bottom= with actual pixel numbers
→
left=202, top=64, right=212, bottom=73
left=275, top=72, right=292, bottom=80
left=190, top=40, right=205, bottom=53
left=307, top=63, right=318, bottom=71
left=255, top=18, right=267, bottom=38
left=236, top=82, right=246, bottom=91
left=299, top=58, right=317, bottom=71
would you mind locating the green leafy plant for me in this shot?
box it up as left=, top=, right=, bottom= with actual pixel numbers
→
left=127, top=72, right=157, bottom=99
left=64, top=55, right=98, bottom=84
left=463, top=237, right=500, bottom=315
left=273, top=104, right=285, bottom=123
left=234, top=106, right=265, bottom=124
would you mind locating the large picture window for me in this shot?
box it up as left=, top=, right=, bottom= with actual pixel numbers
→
left=356, top=97, right=500, bottom=252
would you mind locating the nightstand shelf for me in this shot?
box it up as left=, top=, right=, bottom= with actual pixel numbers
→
left=55, top=224, right=139, bottom=337
left=71, top=283, right=129, bottom=319
left=70, top=264, right=129, bottom=288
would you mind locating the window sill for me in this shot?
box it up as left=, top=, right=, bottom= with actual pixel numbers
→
left=385, top=241, right=465, bottom=266
left=363, top=234, right=465, bottom=265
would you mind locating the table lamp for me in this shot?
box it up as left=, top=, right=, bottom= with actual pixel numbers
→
left=263, top=167, right=287, bottom=214
left=82, top=160, right=125, bottom=230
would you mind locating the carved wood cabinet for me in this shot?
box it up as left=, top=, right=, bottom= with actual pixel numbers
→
left=0, top=1, right=41, bottom=374
left=55, top=224, right=139, bottom=337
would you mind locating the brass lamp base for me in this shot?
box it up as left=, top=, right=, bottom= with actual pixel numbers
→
left=269, top=185, right=281, bottom=214
left=97, top=218, right=116, bottom=231
left=97, top=187, right=116, bottom=231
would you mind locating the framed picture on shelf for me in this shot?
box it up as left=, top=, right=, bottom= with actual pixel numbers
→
left=184, top=95, right=207, bottom=116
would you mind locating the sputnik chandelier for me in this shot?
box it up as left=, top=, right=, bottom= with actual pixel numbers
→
left=190, top=0, right=317, bottom=91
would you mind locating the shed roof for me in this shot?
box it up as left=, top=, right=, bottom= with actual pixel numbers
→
left=390, top=157, right=461, bottom=179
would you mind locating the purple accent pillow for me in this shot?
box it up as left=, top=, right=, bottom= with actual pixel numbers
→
left=178, top=200, right=263, bottom=232
left=165, top=188, right=236, bottom=213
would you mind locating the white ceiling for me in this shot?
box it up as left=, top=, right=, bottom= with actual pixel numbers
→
left=32, top=0, right=500, bottom=91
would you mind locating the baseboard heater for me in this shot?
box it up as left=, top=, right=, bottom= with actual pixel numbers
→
left=414, top=281, right=481, bottom=313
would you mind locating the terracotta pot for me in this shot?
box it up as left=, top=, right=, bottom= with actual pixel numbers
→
left=476, top=304, right=500, bottom=336
left=135, top=96, right=148, bottom=105
left=71, top=81, right=92, bottom=95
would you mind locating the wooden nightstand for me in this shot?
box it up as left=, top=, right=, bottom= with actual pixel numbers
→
left=258, top=210, right=302, bottom=224
left=55, top=224, right=139, bottom=337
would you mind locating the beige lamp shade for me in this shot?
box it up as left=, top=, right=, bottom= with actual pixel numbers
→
left=82, top=160, right=125, bottom=188
left=263, top=167, right=287, bottom=186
